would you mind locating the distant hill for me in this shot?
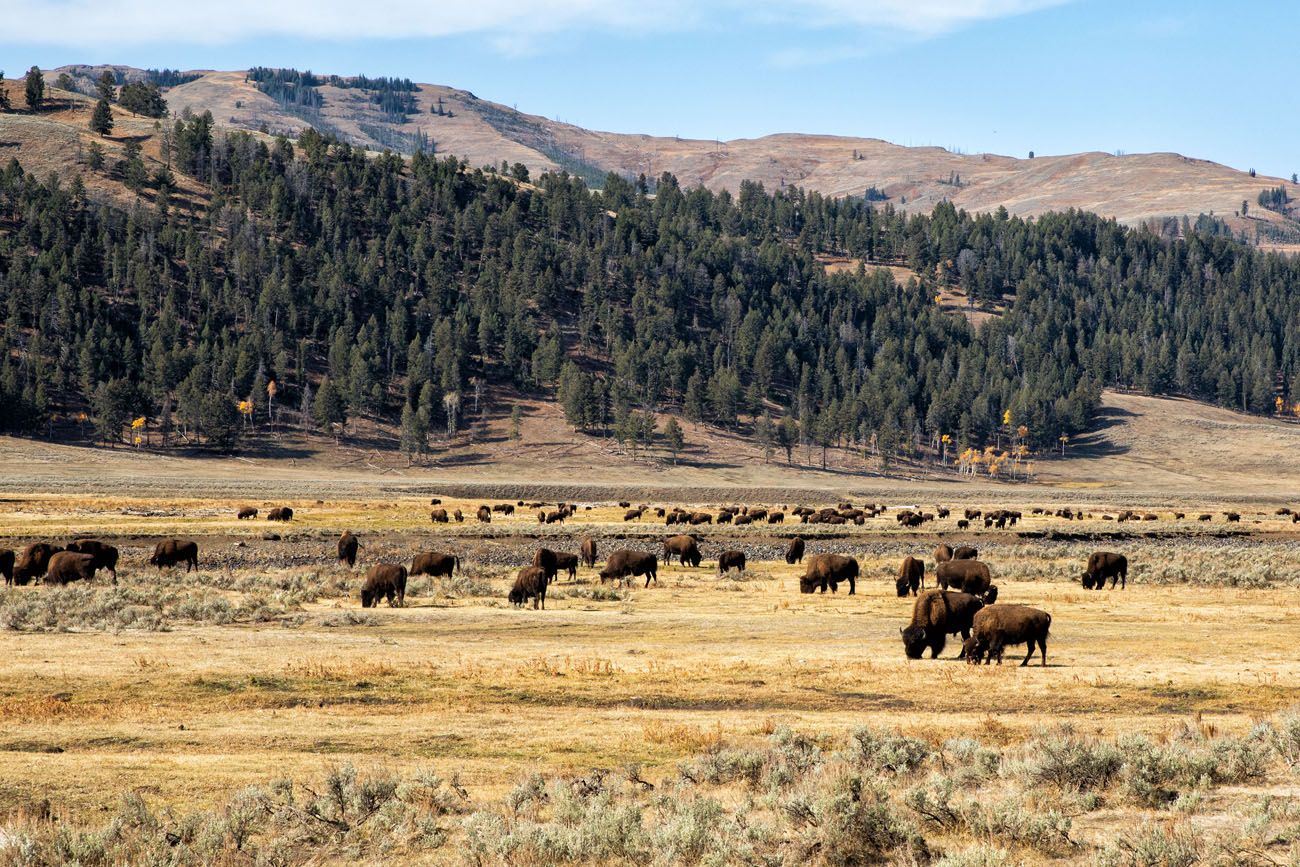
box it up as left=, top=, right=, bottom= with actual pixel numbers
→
left=25, top=64, right=1300, bottom=248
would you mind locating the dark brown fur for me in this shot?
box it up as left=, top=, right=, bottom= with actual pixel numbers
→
left=410, top=552, right=459, bottom=579
left=967, top=605, right=1051, bottom=666
left=799, top=554, right=859, bottom=595
left=901, top=590, right=984, bottom=659
left=599, top=550, right=658, bottom=587
left=896, top=555, right=925, bottom=597
left=360, top=564, right=407, bottom=607
left=150, top=538, right=199, bottom=572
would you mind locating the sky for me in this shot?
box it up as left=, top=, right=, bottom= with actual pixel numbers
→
left=2, top=0, right=1296, bottom=178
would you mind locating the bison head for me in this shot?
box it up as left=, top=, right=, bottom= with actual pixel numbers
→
left=508, top=587, right=525, bottom=606
left=901, top=625, right=928, bottom=659
left=961, top=637, right=985, bottom=664
left=1080, top=572, right=1095, bottom=589
left=798, top=576, right=819, bottom=594
left=983, top=584, right=999, bottom=604
left=895, top=577, right=911, bottom=598
left=360, top=590, right=375, bottom=608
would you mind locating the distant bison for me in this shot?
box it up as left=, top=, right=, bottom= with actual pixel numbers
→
left=785, top=537, right=805, bottom=565
left=410, top=552, right=460, bottom=579
left=237, top=506, right=258, bottom=520
left=936, top=559, right=992, bottom=597
left=965, top=604, right=1051, bottom=666
left=360, top=564, right=407, bottom=608
left=0, top=549, right=13, bottom=586
left=150, top=538, right=199, bottom=572
left=477, top=506, right=492, bottom=523
left=13, top=542, right=62, bottom=585
left=767, top=511, right=785, bottom=524
left=579, top=536, right=598, bottom=568
left=600, top=550, right=658, bottom=587
left=430, top=508, right=449, bottom=523
left=624, top=508, right=643, bottom=522
left=1198, top=513, right=1212, bottom=521
left=267, top=507, right=294, bottom=521
left=901, top=590, right=984, bottom=660
left=1081, top=551, right=1127, bottom=590
left=933, top=544, right=953, bottom=564
left=543, top=510, right=566, bottom=525
left=663, top=535, right=702, bottom=568
left=554, top=552, right=579, bottom=581
left=956, top=519, right=969, bottom=530
left=896, top=556, right=925, bottom=597
left=454, top=509, right=464, bottom=522
left=509, top=566, right=548, bottom=609
left=717, top=550, right=746, bottom=575
left=337, top=531, right=360, bottom=568
left=952, top=545, right=978, bottom=560
left=1224, top=512, right=1240, bottom=522
left=44, top=551, right=100, bottom=586
left=799, top=554, right=859, bottom=595
left=65, top=539, right=119, bottom=582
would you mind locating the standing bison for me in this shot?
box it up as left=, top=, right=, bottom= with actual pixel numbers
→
left=65, top=540, right=119, bottom=582
left=785, top=537, right=805, bottom=565
left=360, top=564, right=407, bottom=608
left=896, top=556, right=925, bottom=597
left=554, top=552, right=579, bottom=581
left=952, top=546, right=978, bottom=560
left=337, top=531, right=360, bottom=568
left=410, top=552, right=460, bottom=578
left=964, top=605, right=1051, bottom=666
left=933, top=544, right=953, bottom=564
left=901, top=590, right=984, bottom=659
left=579, top=536, right=598, bottom=568
left=430, top=508, right=449, bottom=523
left=799, top=554, right=859, bottom=595
left=150, top=539, right=199, bottom=572
left=600, top=550, right=658, bottom=587
left=267, top=507, right=294, bottom=522
left=533, top=548, right=560, bottom=583
left=936, top=560, right=993, bottom=597
left=477, top=506, right=492, bottom=523
left=1081, top=551, right=1127, bottom=589
left=509, top=566, right=548, bottom=609
left=717, top=550, right=746, bottom=575
left=13, top=543, right=62, bottom=585
left=663, top=535, right=702, bottom=568
left=237, top=506, right=258, bottom=520
left=0, top=549, right=13, bottom=586
left=44, top=552, right=101, bottom=586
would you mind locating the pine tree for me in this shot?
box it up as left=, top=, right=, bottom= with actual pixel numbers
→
left=754, top=412, right=775, bottom=462
left=85, top=141, right=105, bottom=171
left=0, top=73, right=9, bottom=112
left=314, top=377, right=346, bottom=437
left=24, top=66, right=44, bottom=111
left=509, top=405, right=523, bottom=440
left=663, top=416, right=684, bottom=463
left=90, top=98, right=113, bottom=136
left=399, top=402, right=425, bottom=462
left=96, top=70, right=117, bottom=102
left=777, top=416, right=799, bottom=464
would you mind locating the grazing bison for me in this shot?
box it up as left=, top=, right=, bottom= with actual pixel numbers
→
left=410, top=551, right=459, bottom=579
left=768, top=511, right=785, bottom=524
left=430, top=508, right=449, bottom=523
left=453, top=509, right=464, bottom=522
left=799, top=554, right=859, bottom=595
left=1081, top=551, right=1127, bottom=590
left=896, top=556, right=925, bottom=597
left=1197, top=513, right=1212, bottom=521
left=66, top=540, right=119, bottom=582
left=360, top=564, right=407, bottom=608
left=936, top=560, right=993, bottom=597
left=543, top=510, right=566, bottom=525
left=430, top=498, right=442, bottom=506
left=533, top=548, right=560, bottom=583
left=477, top=506, right=492, bottom=523
left=600, top=550, right=658, bottom=587
left=150, top=539, right=199, bottom=572
left=509, top=566, right=548, bottom=609
left=663, top=535, right=702, bottom=568
left=554, top=552, right=579, bottom=581
left=237, top=506, right=258, bottom=520
left=966, top=605, right=1051, bottom=666
left=267, top=506, right=294, bottom=521
left=717, top=550, right=746, bottom=575
left=337, top=531, right=360, bottom=568
left=44, top=552, right=100, bottom=586
left=579, top=537, right=598, bottom=568
left=493, top=504, right=516, bottom=515
left=952, top=545, right=978, bottom=560
left=956, top=519, right=969, bottom=530
left=0, top=549, right=13, bottom=586
left=1224, top=512, right=1241, bottom=522
left=13, top=543, right=62, bottom=585
left=901, top=590, right=984, bottom=660
left=624, top=509, right=643, bottom=522
left=688, top=512, right=713, bottom=526
left=734, top=514, right=753, bottom=526
left=785, top=537, right=806, bottom=565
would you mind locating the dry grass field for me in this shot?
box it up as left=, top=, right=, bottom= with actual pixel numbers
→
left=2, top=484, right=1300, bottom=864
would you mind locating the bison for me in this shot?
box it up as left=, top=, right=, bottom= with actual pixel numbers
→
left=896, top=556, right=925, bottom=597
left=237, top=506, right=258, bottom=519
left=952, top=545, right=978, bottom=560
left=663, top=535, right=702, bottom=568
left=933, top=544, right=953, bottom=564
left=267, top=506, right=294, bottom=521
left=150, top=539, right=199, bottom=572
left=0, top=549, right=13, bottom=586
left=785, top=537, right=805, bottom=565
left=410, top=551, right=460, bottom=578
left=44, top=551, right=100, bottom=586
left=13, top=542, right=62, bottom=585
left=965, top=604, right=1051, bottom=666
left=430, top=508, right=449, bottom=523
left=454, top=509, right=464, bottom=522
left=509, top=565, right=548, bottom=609
left=600, top=550, right=658, bottom=587
left=554, top=552, right=579, bottom=581
left=1081, top=551, right=1127, bottom=590
left=901, top=590, right=984, bottom=660
left=768, top=512, right=785, bottom=524
left=543, top=510, right=566, bottom=524
left=579, top=536, right=598, bottom=568
left=717, top=550, right=746, bottom=575
left=360, top=564, right=407, bottom=608
left=956, top=519, right=970, bottom=530
left=65, top=539, right=119, bottom=582
left=337, top=531, right=360, bottom=568
left=624, top=508, right=643, bottom=522
left=936, top=559, right=993, bottom=597
left=533, top=548, right=560, bottom=583
left=477, top=506, right=492, bottom=523
left=799, top=554, right=859, bottom=595
left=688, top=512, right=713, bottom=525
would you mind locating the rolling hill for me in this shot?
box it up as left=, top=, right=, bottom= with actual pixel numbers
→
left=27, top=64, right=1300, bottom=246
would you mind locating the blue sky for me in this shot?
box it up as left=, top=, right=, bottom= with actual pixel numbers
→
left=4, top=0, right=1296, bottom=178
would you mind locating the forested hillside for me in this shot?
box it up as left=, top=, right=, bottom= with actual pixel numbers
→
left=1, top=117, right=1298, bottom=463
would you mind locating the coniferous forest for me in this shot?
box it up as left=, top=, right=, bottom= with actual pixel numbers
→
left=1, top=118, right=1298, bottom=461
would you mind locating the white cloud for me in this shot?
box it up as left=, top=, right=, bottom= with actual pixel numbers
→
left=2, top=0, right=1069, bottom=48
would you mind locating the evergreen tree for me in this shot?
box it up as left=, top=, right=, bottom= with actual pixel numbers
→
left=754, top=412, right=775, bottom=463
left=0, top=72, right=10, bottom=111
left=96, top=70, right=117, bottom=102
left=509, top=405, right=523, bottom=440
left=314, top=377, right=346, bottom=436
left=85, top=140, right=105, bottom=171
left=399, top=402, right=425, bottom=461
left=24, top=66, right=44, bottom=111
left=91, top=378, right=137, bottom=445
left=90, top=98, right=113, bottom=136
left=663, top=416, right=684, bottom=463
left=777, top=416, right=799, bottom=464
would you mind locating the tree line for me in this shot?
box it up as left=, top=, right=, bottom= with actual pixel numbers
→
left=0, top=123, right=1298, bottom=466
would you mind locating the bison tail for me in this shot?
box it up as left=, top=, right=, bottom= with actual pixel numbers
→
left=455, top=556, right=461, bottom=574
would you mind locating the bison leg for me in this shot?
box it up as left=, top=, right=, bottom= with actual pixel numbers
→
left=1020, top=642, right=1036, bottom=667
left=847, top=577, right=855, bottom=595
